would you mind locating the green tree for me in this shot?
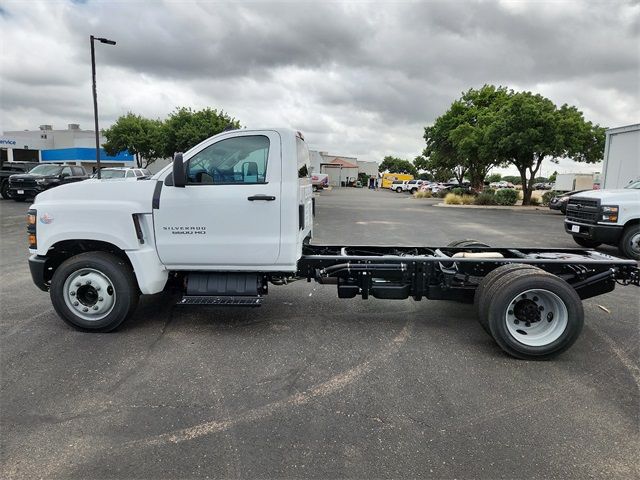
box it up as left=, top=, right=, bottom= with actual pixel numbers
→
left=488, top=91, right=605, bottom=204
left=103, top=113, right=164, bottom=168
left=378, top=156, right=417, bottom=176
left=486, top=173, right=502, bottom=183
left=424, top=85, right=509, bottom=188
left=162, top=107, right=241, bottom=157
left=501, top=175, right=522, bottom=185
left=549, top=171, right=558, bottom=182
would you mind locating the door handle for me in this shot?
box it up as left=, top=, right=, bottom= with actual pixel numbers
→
left=247, top=195, right=276, bottom=201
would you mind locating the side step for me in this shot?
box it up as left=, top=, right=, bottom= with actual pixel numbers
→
left=179, top=295, right=263, bottom=306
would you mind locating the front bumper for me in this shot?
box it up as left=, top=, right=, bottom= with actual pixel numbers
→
left=9, top=185, right=45, bottom=197
left=28, top=254, right=49, bottom=291
left=564, top=220, right=623, bottom=244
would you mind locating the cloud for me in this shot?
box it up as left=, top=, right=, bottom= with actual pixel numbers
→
left=1, top=0, right=638, bottom=170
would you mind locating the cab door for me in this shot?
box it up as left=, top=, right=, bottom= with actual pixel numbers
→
left=153, top=131, right=282, bottom=268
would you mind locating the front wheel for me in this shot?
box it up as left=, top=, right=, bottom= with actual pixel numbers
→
left=395, top=187, right=402, bottom=193
left=50, top=252, right=139, bottom=332
left=485, top=272, right=583, bottom=360
left=0, top=180, right=11, bottom=199
left=619, top=225, right=640, bottom=260
left=572, top=236, right=601, bottom=248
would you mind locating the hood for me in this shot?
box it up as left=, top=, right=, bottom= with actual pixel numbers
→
left=34, top=176, right=158, bottom=212
left=571, top=188, right=640, bottom=201
left=9, top=173, right=51, bottom=180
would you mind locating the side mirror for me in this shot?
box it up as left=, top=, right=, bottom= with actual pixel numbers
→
left=172, top=152, right=186, bottom=188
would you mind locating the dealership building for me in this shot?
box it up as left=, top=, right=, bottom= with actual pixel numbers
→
left=0, top=124, right=133, bottom=169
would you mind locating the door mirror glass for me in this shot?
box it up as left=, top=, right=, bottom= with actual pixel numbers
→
left=173, top=152, right=186, bottom=188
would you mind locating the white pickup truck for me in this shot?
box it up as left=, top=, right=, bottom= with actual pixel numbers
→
left=26, top=128, right=639, bottom=360
left=564, top=179, right=640, bottom=260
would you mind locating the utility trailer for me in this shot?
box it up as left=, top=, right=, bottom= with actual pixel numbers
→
left=26, top=128, right=640, bottom=361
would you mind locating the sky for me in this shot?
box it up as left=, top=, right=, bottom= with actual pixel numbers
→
left=1, top=0, right=638, bottom=176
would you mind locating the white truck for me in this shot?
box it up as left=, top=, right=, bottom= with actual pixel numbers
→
left=564, top=179, right=640, bottom=259
left=26, top=128, right=639, bottom=360
left=553, top=173, right=597, bottom=192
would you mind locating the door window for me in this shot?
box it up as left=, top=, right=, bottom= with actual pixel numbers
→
left=71, top=166, right=84, bottom=176
left=186, top=135, right=269, bottom=184
left=61, top=166, right=72, bottom=177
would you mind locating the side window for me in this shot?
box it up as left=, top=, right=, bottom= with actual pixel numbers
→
left=187, top=135, right=269, bottom=185
left=126, top=170, right=134, bottom=178
left=71, top=166, right=84, bottom=176
left=61, top=166, right=72, bottom=177
left=134, top=170, right=143, bottom=177
left=296, top=137, right=310, bottom=178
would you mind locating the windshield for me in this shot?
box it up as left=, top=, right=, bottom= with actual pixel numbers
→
left=29, top=165, right=61, bottom=175
left=100, top=170, right=126, bottom=179
left=624, top=180, right=640, bottom=189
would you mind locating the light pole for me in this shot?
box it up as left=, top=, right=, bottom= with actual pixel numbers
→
left=90, top=35, right=116, bottom=179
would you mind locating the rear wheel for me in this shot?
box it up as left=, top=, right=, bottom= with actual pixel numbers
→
left=572, top=236, right=601, bottom=248
left=410, top=188, right=418, bottom=194
left=619, top=224, right=640, bottom=260
left=485, top=272, right=583, bottom=360
left=475, top=264, right=542, bottom=333
left=395, top=187, right=402, bottom=193
left=50, top=252, right=139, bottom=332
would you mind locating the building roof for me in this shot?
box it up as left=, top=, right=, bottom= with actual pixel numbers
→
left=324, top=157, right=359, bottom=169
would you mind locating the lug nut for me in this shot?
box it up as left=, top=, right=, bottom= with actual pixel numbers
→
left=93, top=306, right=99, bottom=310
left=82, top=307, right=88, bottom=312
left=86, top=280, right=91, bottom=285
left=525, top=322, right=531, bottom=327
left=98, top=297, right=103, bottom=302
left=73, top=301, right=79, bottom=306
left=96, top=286, right=101, bottom=291
left=70, top=291, right=76, bottom=296
left=533, top=296, right=539, bottom=302
left=539, top=305, right=544, bottom=311
left=514, top=319, right=520, bottom=325
left=508, top=310, right=514, bottom=315
left=75, top=282, right=81, bottom=287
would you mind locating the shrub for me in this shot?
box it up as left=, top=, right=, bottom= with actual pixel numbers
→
left=474, top=193, right=498, bottom=205
left=437, top=189, right=450, bottom=198
left=444, top=193, right=462, bottom=205
left=494, top=188, right=519, bottom=206
left=529, top=197, right=541, bottom=206
left=451, top=187, right=465, bottom=196
left=541, top=190, right=558, bottom=206
left=461, top=194, right=475, bottom=205
left=483, top=188, right=495, bottom=196
left=414, top=190, right=432, bottom=199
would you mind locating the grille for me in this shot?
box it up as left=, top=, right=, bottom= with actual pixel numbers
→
left=566, top=198, right=599, bottom=224
left=10, top=178, right=37, bottom=188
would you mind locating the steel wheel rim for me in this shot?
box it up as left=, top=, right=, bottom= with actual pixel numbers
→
left=504, top=289, right=568, bottom=347
left=63, top=268, right=116, bottom=321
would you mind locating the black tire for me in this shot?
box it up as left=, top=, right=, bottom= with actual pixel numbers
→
left=572, top=236, right=601, bottom=248
left=475, top=264, right=543, bottom=334
left=447, top=239, right=491, bottom=248
left=618, top=224, right=640, bottom=260
left=410, top=188, right=418, bottom=194
left=395, top=187, right=402, bottom=193
left=50, top=252, right=139, bottom=332
left=0, top=180, right=11, bottom=199
left=485, top=271, right=583, bottom=360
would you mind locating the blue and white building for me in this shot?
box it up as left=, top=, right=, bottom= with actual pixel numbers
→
left=0, top=124, right=133, bottom=168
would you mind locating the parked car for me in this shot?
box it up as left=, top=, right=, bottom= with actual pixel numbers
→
left=9, top=164, right=89, bottom=201
left=0, top=161, right=41, bottom=199
left=490, top=181, right=515, bottom=189
left=548, top=190, right=588, bottom=214
left=430, top=183, right=451, bottom=194
left=403, top=179, right=428, bottom=194
left=533, top=182, right=554, bottom=190
left=93, top=167, right=151, bottom=180
left=391, top=180, right=408, bottom=193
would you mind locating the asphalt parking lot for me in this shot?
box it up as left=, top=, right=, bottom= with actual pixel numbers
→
left=1, top=188, right=639, bottom=479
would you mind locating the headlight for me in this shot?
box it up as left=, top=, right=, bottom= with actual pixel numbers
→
left=560, top=196, right=569, bottom=201
left=601, top=205, right=619, bottom=222
left=36, top=178, right=46, bottom=184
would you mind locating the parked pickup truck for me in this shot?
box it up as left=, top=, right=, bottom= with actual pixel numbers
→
left=26, top=128, right=639, bottom=360
left=311, top=173, right=328, bottom=191
left=10, top=164, right=88, bottom=201
left=0, top=161, right=40, bottom=199
left=565, top=179, right=640, bottom=260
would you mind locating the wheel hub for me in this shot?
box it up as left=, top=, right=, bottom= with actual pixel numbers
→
left=63, top=269, right=116, bottom=321
left=505, top=289, right=569, bottom=347
left=513, top=298, right=541, bottom=324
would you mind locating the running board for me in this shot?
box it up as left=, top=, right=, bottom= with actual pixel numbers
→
left=178, top=295, right=263, bottom=306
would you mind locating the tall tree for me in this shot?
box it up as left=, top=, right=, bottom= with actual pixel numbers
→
left=489, top=92, right=605, bottom=204
left=103, top=113, right=164, bottom=168
left=162, top=107, right=241, bottom=157
left=378, top=156, right=417, bottom=176
left=424, top=85, right=509, bottom=188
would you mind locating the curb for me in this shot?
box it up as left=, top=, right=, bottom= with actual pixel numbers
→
left=433, top=203, right=553, bottom=212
